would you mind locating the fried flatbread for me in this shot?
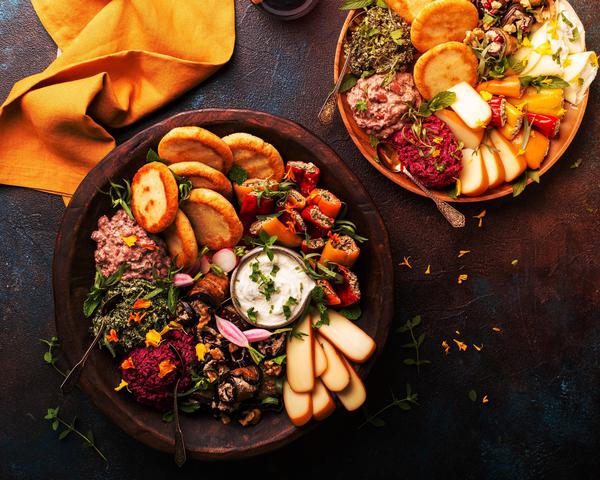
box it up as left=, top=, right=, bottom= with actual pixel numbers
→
left=168, top=161, right=233, bottom=200
left=386, top=0, right=436, bottom=24
left=158, top=126, right=233, bottom=173
left=163, top=209, right=199, bottom=268
left=181, top=188, right=243, bottom=250
left=413, top=41, right=478, bottom=99
left=410, top=0, right=478, bottom=52
left=221, top=132, right=285, bottom=181
left=131, top=162, right=179, bottom=233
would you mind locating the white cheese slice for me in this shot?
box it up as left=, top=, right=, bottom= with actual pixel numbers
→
left=283, top=380, right=312, bottom=426
left=286, top=313, right=314, bottom=393
left=313, top=333, right=328, bottom=377
left=336, top=356, right=367, bottom=412
left=318, top=335, right=351, bottom=392
left=316, top=309, right=376, bottom=363
left=448, top=82, right=492, bottom=130
left=311, top=378, right=336, bottom=421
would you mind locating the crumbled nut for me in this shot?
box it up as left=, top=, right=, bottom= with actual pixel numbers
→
left=238, top=409, right=262, bottom=427
left=210, top=348, right=224, bottom=361
left=503, top=24, right=517, bottom=33
left=263, top=360, right=283, bottom=377
left=520, top=0, right=532, bottom=7
left=491, top=0, right=503, bottom=9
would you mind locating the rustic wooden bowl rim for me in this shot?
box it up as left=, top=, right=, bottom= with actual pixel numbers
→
left=334, top=10, right=589, bottom=203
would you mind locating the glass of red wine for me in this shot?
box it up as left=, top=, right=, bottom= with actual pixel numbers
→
left=252, top=0, right=319, bottom=20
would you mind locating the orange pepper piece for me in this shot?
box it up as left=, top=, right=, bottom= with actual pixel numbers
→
left=319, top=235, right=359, bottom=268
left=260, top=216, right=302, bottom=248
left=307, top=188, right=342, bottom=219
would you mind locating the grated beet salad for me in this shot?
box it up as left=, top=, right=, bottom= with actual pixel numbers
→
left=391, top=116, right=462, bottom=189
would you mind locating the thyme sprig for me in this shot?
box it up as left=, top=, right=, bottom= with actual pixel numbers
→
left=359, top=384, right=419, bottom=428
left=40, top=337, right=67, bottom=378
left=44, top=407, right=107, bottom=462
left=397, top=315, right=430, bottom=371
left=101, top=179, right=133, bottom=219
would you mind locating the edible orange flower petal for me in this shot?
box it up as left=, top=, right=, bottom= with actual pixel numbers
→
left=121, top=357, right=135, bottom=370
left=106, top=329, right=119, bottom=343
left=482, top=395, right=489, bottom=404
left=138, top=242, right=159, bottom=251
left=458, top=250, right=471, bottom=258
left=453, top=339, right=468, bottom=351
left=128, top=311, right=147, bottom=325
left=425, top=264, right=431, bottom=275
left=133, top=299, right=152, bottom=310
left=158, top=359, right=177, bottom=378
left=473, top=344, right=483, bottom=352
left=441, top=340, right=450, bottom=355
left=121, top=235, right=137, bottom=247
left=492, top=326, right=502, bottom=333
left=145, top=329, right=162, bottom=348
left=196, top=343, right=206, bottom=361
left=474, top=210, right=486, bottom=228
left=114, top=379, right=128, bottom=391
left=399, top=256, right=412, bottom=269
left=458, top=274, right=469, bottom=284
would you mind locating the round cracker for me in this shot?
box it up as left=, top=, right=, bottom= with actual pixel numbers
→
left=413, top=41, right=478, bottom=99
left=221, top=132, right=285, bottom=181
left=181, top=188, right=243, bottom=250
left=386, top=0, right=436, bottom=24
left=163, top=209, right=199, bottom=268
left=158, top=126, right=234, bottom=173
left=131, top=161, right=179, bottom=233
left=410, top=0, right=478, bottom=52
left=168, top=161, right=233, bottom=200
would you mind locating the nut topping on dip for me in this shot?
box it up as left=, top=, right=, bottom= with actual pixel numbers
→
left=91, top=209, right=171, bottom=281
left=231, top=247, right=315, bottom=328
left=346, top=72, right=422, bottom=139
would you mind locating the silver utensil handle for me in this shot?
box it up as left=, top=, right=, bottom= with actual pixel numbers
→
left=404, top=169, right=466, bottom=228
left=318, top=53, right=352, bottom=125
left=168, top=343, right=187, bottom=467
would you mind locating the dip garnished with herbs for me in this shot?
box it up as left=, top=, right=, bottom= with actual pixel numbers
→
left=232, top=248, right=315, bottom=328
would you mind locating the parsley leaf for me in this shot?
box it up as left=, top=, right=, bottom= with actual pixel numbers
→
left=227, top=164, right=248, bottom=185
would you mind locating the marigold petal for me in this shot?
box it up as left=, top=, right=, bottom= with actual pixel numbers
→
left=106, top=329, right=119, bottom=343
left=133, top=299, right=152, bottom=310
left=120, top=357, right=135, bottom=370
left=145, top=329, right=162, bottom=348
left=121, top=235, right=137, bottom=247
left=453, top=339, right=468, bottom=351
left=158, top=359, right=177, bottom=378
left=114, top=379, right=128, bottom=391
left=196, top=343, right=206, bottom=362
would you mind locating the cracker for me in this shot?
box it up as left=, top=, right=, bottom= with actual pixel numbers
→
left=158, top=126, right=233, bottom=173
left=131, top=162, right=179, bottom=233
left=181, top=188, right=243, bottom=250
left=163, top=209, right=199, bottom=268
left=221, top=132, right=285, bottom=181
left=386, top=0, right=436, bottom=24
left=410, top=0, right=478, bottom=52
left=413, top=41, right=478, bottom=99
left=168, top=161, right=233, bottom=200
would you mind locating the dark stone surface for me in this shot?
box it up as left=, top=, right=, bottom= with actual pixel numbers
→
left=1, top=0, right=599, bottom=478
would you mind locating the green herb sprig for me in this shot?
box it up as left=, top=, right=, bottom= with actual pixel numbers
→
left=228, top=164, right=248, bottom=185
left=519, top=75, right=570, bottom=91
left=397, top=315, right=430, bottom=371
left=359, top=384, right=419, bottom=428
left=101, top=179, right=133, bottom=219
left=245, top=231, right=278, bottom=261
left=40, top=337, right=68, bottom=378
left=311, top=286, right=329, bottom=328
left=83, top=264, right=129, bottom=317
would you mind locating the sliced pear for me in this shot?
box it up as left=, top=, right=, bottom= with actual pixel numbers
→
left=490, top=130, right=527, bottom=182
left=556, top=0, right=586, bottom=54
left=336, top=357, right=367, bottom=412
left=448, top=81, right=492, bottom=130
left=283, top=380, right=312, bottom=427
left=313, top=333, right=328, bottom=378
left=318, top=335, right=351, bottom=392
left=311, top=378, right=336, bottom=421
left=480, top=142, right=505, bottom=189
left=435, top=109, right=484, bottom=149
left=459, top=148, right=489, bottom=197
left=316, top=309, right=376, bottom=364
left=286, top=313, right=314, bottom=393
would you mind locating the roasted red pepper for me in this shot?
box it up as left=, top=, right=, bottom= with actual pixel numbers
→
left=526, top=112, right=561, bottom=138
left=285, top=161, right=320, bottom=196
left=301, top=237, right=326, bottom=254
left=279, top=208, right=306, bottom=234
left=316, top=279, right=341, bottom=306
left=333, top=265, right=361, bottom=307
left=307, top=188, right=342, bottom=219
left=239, top=191, right=274, bottom=229
left=300, top=205, right=334, bottom=238
left=488, top=96, right=507, bottom=128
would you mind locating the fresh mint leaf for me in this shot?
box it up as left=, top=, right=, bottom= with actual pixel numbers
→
left=227, top=164, right=248, bottom=185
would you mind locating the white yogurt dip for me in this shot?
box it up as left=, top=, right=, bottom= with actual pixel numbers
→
left=232, top=248, right=315, bottom=328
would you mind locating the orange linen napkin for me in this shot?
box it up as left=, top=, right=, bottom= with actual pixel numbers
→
left=0, top=0, right=235, bottom=199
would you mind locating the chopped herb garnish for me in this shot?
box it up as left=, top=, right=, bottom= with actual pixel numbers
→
left=282, top=296, right=299, bottom=320
left=339, top=305, right=362, bottom=320
left=227, top=164, right=248, bottom=185
left=100, top=179, right=133, bottom=219
left=311, top=286, right=329, bottom=328
left=396, top=315, right=430, bottom=371
left=247, top=307, right=258, bottom=324
left=83, top=263, right=129, bottom=317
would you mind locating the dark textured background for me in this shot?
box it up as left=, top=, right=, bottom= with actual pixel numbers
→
left=1, top=1, right=599, bottom=478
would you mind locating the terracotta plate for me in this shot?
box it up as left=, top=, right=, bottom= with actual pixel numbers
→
left=335, top=10, right=588, bottom=203
left=52, top=109, right=394, bottom=460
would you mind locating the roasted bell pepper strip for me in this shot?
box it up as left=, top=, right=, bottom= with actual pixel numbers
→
left=526, top=112, right=561, bottom=138
left=319, top=234, right=360, bottom=268
left=234, top=178, right=278, bottom=204
left=282, top=189, right=306, bottom=210
left=512, top=129, right=550, bottom=170
left=499, top=102, right=524, bottom=140
left=307, top=188, right=342, bottom=219
left=284, top=161, right=320, bottom=196
left=279, top=208, right=306, bottom=234
left=488, top=96, right=507, bottom=128
left=508, top=87, right=565, bottom=117
left=316, top=279, right=341, bottom=306
left=239, top=191, right=275, bottom=229
left=300, top=205, right=334, bottom=238
left=477, top=76, right=524, bottom=98
left=332, top=265, right=361, bottom=307
left=301, top=237, right=326, bottom=254
left=251, top=216, right=302, bottom=248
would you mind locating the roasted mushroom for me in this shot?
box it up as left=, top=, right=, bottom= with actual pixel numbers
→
left=256, top=333, right=286, bottom=357
left=217, top=366, right=261, bottom=404
left=502, top=5, right=534, bottom=35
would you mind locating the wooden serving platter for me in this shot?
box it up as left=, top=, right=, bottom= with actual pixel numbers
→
left=52, top=109, right=394, bottom=460
left=334, top=10, right=589, bottom=203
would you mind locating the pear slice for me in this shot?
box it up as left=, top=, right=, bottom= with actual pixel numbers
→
left=336, top=357, right=367, bottom=412
left=311, top=378, right=336, bottom=421
left=459, top=148, right=489, bottom=197
left=286, top=313, right=314, bottom=393
left=317, top=309, right=376, bottom=363
left=435, top=109, right=484, bottom=150
left=480, top=142, right=505, bottom=189
left=313, top=332, right=328, bottom=378
left=318, top=335, right=351, bottom=392
left=490, top=130, right=527, bottom=182
left=283, top=380, right=312, bottom=427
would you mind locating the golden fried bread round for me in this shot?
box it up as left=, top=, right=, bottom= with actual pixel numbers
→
left=386, top=0, right=436, bottom=24
left=158, top=126, right=233, bottom=173
left=131, top=162, right=179, bottom=233
left=221, top=132, right=284, bottom=181
left=181, top=188, right=243, bottom=250
left=413, top=41, right=478, bottom=99
left=168, top=161, right=233, bottom=200
left=410, top=0, right=478, bottom=52
left=163, top=209, right=198, bottom=268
